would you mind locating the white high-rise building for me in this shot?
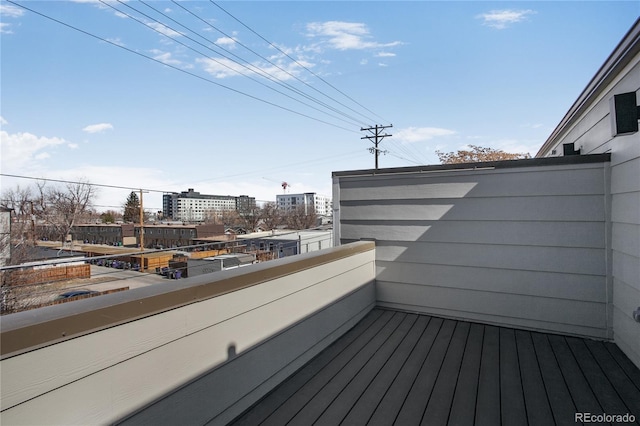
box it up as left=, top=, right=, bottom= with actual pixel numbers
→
left=276, top=193, right=332, bottom=216
left=163, top=189, right=255, bottom=222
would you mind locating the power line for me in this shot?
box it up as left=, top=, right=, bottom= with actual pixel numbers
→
left=386, top=151, right=423, bottom=166
left=197, top=0, right=379, bottom=126
left=105, top=0, right=366, bottom=128
left=1, top=147, right=366, bottom=199
left=386, top=140, right=427, bottom=165
left=0, top=173, right=166, bottom=193
left=152, top=0, right=371, bottom=128
left=211, top=0, right=390, bottom=125
left=160, top=149, right=365, bottom=188
left=6, top=0, right=359, bottom=134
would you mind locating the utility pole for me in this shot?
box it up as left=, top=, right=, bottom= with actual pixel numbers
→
left=361, top=124, right=393, bottom=170
left=139, top=189, right=145, bottom=271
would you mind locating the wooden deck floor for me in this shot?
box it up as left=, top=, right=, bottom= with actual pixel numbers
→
left=231, top=308, right=640, bottom=426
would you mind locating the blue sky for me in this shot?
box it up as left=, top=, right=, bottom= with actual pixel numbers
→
left=1, top=1, right=638, bottom=212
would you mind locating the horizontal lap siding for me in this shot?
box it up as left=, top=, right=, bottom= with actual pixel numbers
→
left=376, top=282, right=607, bottom=337
left=565, top=65, right=639, bottom=368
left=336, top=162, right=609, bottom=338
left=611, top=158, right=640, bottom=367
left=340, top=196, right=605, bottom=222
left=376, top=262, right=605, bottom=302
left=342, top=220, right=605, bottom=247
left=339, top=165, right=605, bottom=199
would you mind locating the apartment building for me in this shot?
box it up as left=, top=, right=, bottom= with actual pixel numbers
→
left=163, top=189, right=256, bottom=222
left=276, top=192, right=332, bottom=216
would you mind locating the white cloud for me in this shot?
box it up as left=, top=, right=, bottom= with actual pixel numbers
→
left=477, top=10, right=536, bottom=29
left=378, top=63, right=388, bottom=67
left=306, top=21, right=402, bottom=51
left=0, top=116, right=7, bottom=126
left=395, top=127, right=457, bottom=143
left=150, top=50, right=182, bottom=66
left=68, top=143, right=80, bottom=149
left=0, top=23, right=13, bottom=34
left=0, top=130, right=68, bottom=173
left=34, top=152, right=51, bottom=160
left=0, top=4, right=25, bottom=18
left=198, top=56, right=309, bottom=81
left=0, top=4, right=22, bottom=34
left=147, top=22, right=182, bottom=38
left=70, top=0, right=129, bottom=18
left=106, top=37, right=125, bottom=47
left=82, top=123, right=113, bottom=133
left=376, top=52, right=396, bottom=58
left=197, top=57, right=246, bottom=79
left=216, top=36, right=237, bottom=49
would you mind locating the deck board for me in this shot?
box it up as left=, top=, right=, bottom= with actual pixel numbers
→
left=585, top=339, right=640, bottom=416
left=606, top=343, right=640, bottom=387
left=394, top=319, right=455, bottom=425
left=566, top=337, right=633, bottom=417
left=547, top=334, right=605, bottom=420
left=231, top=308, right=640, bottom=426
left=421, top=321, right=470, bottom=426
left=287, top=312, right=405, bottom=425
left=341, top=315, right=429, bottom=426
left=474, top=325, right=501, bottom=426
left=314, top=314, right=417, bottom=425
left=231, top=309, right=384, bottom=426
left=367, top=316, right=443, bottom=425
left=259, top=310, right=394, bottom=426
left=530, top=332, right=577, bottom=426
left=515, top=329, right=555, bottom=426
left=499, top=327, right=528, bottom=426
left=447, top=322, right=483, bottom=426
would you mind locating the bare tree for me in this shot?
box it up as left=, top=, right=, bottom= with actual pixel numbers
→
left=218, top=208, right=241, bottom=229
left=1, top=187, right=38, bottom=313
left=436, top=145, right=531, bottom=164
left=238, top=205, right=262, bottom=233
left=202, top=208, right=219, bottom=224
left=285, top=205, right=317, bottom=230
left=38, top=180, right=97, bottom=250
left=0, top=181, right=97, bottom=314
left=260, top=202, right=282, bottom=230
left=1, top=185, right=38, bottom=263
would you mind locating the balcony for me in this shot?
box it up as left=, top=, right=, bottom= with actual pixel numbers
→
left=1, top=155, right=639, bottom=425
left=231, top=308, right=640, bottom=426
left=1, top=241, right=377, bottom=425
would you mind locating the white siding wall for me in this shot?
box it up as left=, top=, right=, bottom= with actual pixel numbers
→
left=299, top=231, right=334, bottom=253
left=539, top=61, right=640, bottom=367
left=0, top=243, right=376, bottom=425
left=334, top=159, right=611, bottom=339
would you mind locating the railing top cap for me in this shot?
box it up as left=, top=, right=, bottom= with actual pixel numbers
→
left=0, top=241, right=374, bottom=359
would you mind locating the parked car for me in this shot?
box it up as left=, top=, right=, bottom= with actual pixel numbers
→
left=55, top=290, right=99, bottom=301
